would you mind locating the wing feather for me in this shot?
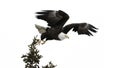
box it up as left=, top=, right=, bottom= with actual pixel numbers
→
left=36, top=10, right=69, bottom=27
left=62, top=23, right=98, bottom=36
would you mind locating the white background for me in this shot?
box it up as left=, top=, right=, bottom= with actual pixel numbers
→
left=0, top=0, right=120, bottom=68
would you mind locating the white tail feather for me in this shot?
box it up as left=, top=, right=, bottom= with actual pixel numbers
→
left=35, top=24, right=46, bottom=34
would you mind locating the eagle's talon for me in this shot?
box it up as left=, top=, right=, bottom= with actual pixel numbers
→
left=41, top=40, right=46, bottom=45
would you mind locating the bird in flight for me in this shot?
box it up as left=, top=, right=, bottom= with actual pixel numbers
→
left=35, top=10, right=98, bottom=44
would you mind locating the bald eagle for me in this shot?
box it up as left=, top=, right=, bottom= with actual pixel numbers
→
left=35, top=10, right=98, bottom=44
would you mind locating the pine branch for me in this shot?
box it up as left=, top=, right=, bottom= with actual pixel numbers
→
left=21, top=36, right=56, bottom=68
left=42, top=62, right=57, bottom=68
left=21, top=36, right=42, bottom=68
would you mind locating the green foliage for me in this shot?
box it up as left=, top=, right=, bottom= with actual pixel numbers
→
left=21, top=37, right=42, bottom=68
left=42, top=62, right=56, bottom=68
left=21, top=36, right=56, bottom=68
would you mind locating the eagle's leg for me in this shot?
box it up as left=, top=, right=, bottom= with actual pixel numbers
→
left=41, top=40, right=46, bottom=45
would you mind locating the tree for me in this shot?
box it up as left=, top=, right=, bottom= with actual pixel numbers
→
left=21, top=36, right=56, bottom=68
left=42, top=62, right=56, bottom=68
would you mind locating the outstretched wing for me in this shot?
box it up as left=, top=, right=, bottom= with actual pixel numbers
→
left=36, top=10, right=69, bottom=27
left=62, top=23, right=98, bottom=36
left=35, top=24, right=46, bottom=34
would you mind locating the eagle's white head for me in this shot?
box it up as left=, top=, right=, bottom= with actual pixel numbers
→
left=58, top=32, right=69, bottom=40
